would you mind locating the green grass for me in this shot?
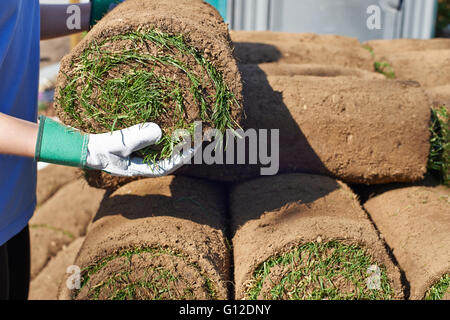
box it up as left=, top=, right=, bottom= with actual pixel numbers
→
left=425, top=274, right=450, bottom=300
left=246, top=241, right=394, bottom=300
left=76, top=246, right=217, bottom=300
left=428, top=106, right=450, bottom=186
left=57, top=29, right=240, bottom=162
left=374, top=61, right=396, bottom=79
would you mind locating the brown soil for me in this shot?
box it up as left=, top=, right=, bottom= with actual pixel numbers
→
left=233, top=40, right=374, bottom=70
left=230, top=31, right=362, bottom=47
left=229, top=173, right=404, bottom=300
left=239, top=63, right=385, bottom=79
left=30, top=179, right=105, bottom=279
left=36, top=165, right=80, bottom=207
left=55, top=0, right=242, bottom=135
left=179, top=71, right=431, bottom=185
left=364, top=185, right=450, bottom=299
left=426, top=85, right=450, bottom=110
left=58, top=176, right=230, bottom=300
left=364, top=38, right=450, bottom=60
left=383, top=50, right=450, bottom=88
left=29, top=237, right=84, bottom=300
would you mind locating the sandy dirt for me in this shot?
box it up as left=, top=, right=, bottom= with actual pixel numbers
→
left=30, top=179, right=105, bottom=279
left=239, top=63, right=385, bottom=79
left=36, top=165, right=80, bottom=207
left=383, top=50, right=450, bottom=88
left=29, top=237, right=84, bottom=300
left=58, top=176, right=230, bottom=300
left=230, top=173, right=404, bottom=299
left=364, top=38, right=450, bottom=59
left=365, top=185, right=450, bottom=299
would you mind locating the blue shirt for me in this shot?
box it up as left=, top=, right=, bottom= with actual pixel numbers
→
left=0, top=1, right=40, bottom=245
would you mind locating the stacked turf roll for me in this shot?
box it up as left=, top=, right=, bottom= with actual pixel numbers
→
left=365, top=184, right=450, bottom=300
left=230, top=174, right=404, bottom=300
left=58, top=176, right=230, bottom=300
left=179, top=70, right=431, bottom=185
left=54, top=0, right=243, bottom=185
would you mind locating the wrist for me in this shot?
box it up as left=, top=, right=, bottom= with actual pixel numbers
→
left=35, top=116, right=89, bottom=167
left=89, top=0, right=121, bottom=28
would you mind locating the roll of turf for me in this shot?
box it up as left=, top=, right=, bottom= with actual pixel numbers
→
left=230, top=173, right=404, bottom=300
left=239, top=63, right=385, bottom=79
left=29, top=237, right=84, bottom=300
left=363, top=38, right=450, bottom=59
left=30, top=180, right=105, bottom=279
left=380, top=50, right=450, bottom=88
left=54, top=0, right=243, bottom=165
left=36, top=164, right=80, bottom=206
left=230, top=31, right=373, bottom=70
left=365, top=185, right=450, bottom=300
left=58, top=176, right=230, bottom=300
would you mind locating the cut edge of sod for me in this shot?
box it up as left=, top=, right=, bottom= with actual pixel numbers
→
left=76, top=245, right=218, bottom=300
left=428, top=106, right=450, bottom=187
left=245, top=240, right=394, bottom=300
left=56, top=28, right=241, bottom=163
left=425, top=274, right=450, bottom=300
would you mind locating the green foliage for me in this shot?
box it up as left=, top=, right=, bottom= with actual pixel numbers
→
left=428, top=106, right=450, bottom=186
left=374, top=61, right=396, bottom=79
left=436, top=0, right=450, bottom=36
left=247, top=241, right=394, bottom=300
left=425, top=274, right=450, bottom=300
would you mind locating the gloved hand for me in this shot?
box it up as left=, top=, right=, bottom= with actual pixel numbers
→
left=35, top=116, right=195, bottom=177
left=89, top=0, right=124, bottom=27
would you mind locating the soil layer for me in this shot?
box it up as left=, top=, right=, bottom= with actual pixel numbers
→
left=230, top=173, right=404, bottom=300
left=364, top=38, right=450, bottom=59
left=29, top=237, right=84, bottom=300
left=365, top=185, right=450, bottom=299
left=58, top=176, right=230, bottom=300
left=30, top=179, right=105, bottom=279
left=383, top=50, right=450, bottom=87
left=36, top=165, right=80, bottom=207
left=239, top=63, right=384, bottom=79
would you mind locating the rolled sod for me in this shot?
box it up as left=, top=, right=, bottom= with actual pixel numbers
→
left=230, top=173, right=404, bottom=300
left=365, top=185, right=450, bottom=300
left=30, top=179, right=105, bottom=279
left=36, top=164, right=80, bottom=207
left=230, top=31, right=373, bottom=70
left=54, top=0, right=243, bottom=164
left=363, top=38, right=450, bottom=59
left=380, top=50, right=450, bottom=87
left=239, top=63, right=385, bottom=79
left=178, top=72, right=431, bottom=185
left=58, top=176, right=230, bottom=300
left=29, top=237, right=84, bottom=300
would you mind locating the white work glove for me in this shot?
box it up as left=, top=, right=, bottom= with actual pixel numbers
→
left=86, top=123, right=195, bottom=177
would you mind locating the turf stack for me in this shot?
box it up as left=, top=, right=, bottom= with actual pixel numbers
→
left=58, top=176, right=230, bottom=300
left=239, top=63, right=385, bottom=79
left=30, top=180, right=105, bottom=279
left=179, top=71, right=432, bottom=185
left=29, top=237, right=84, bottom=300
left=230, top=174, right=404, bottom=300
left=230, top=31, right=374, bottom=70
left=36, top=164, right=79, bottom=206
left=365, top=185, right=450, bottom=300
left=363, top=38, right=450, bottom=59
left=54, top=0, right=243, bottom=184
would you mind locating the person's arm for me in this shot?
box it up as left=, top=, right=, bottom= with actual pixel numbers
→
left=40, top=4, right=91, bottom=40
left=40, top=1, right=124, bottom=40
left=0, top=113, right=37, bottom=158
left=0, top=113, right=196, bottom=177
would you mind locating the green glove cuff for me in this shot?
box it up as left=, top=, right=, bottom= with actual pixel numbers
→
left=89, top=0, right=121, bottom=27
left=35, top=116, right=89, bottom=168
